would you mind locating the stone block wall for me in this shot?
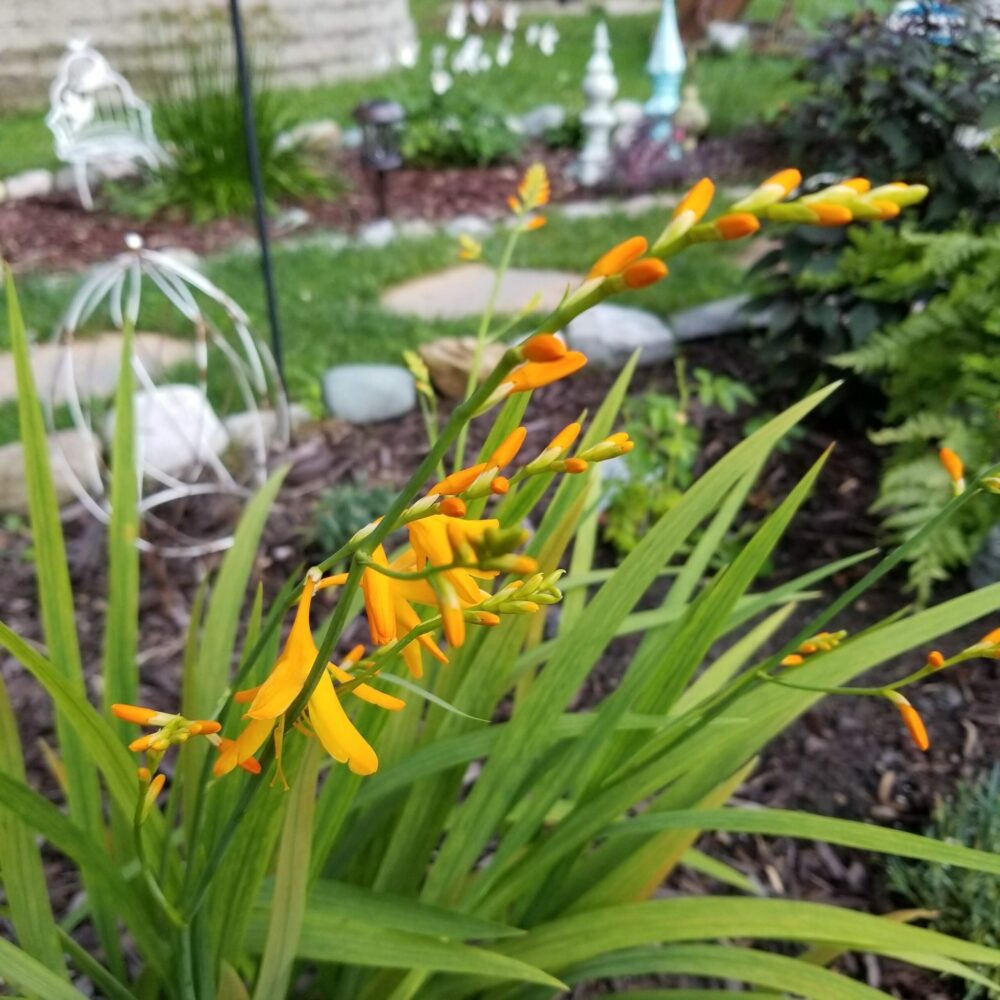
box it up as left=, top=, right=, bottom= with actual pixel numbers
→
left=0, top=0, right=416, bottom=111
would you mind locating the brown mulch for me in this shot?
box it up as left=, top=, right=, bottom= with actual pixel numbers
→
left=0, top=128, right=780, bottom=274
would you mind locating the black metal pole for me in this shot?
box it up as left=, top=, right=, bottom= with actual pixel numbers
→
left=227, top=0, right=285, bottom=383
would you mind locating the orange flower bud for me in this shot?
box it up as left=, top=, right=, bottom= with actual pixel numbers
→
left=112, top=704, right=161, bottom=726
left=843, top=177, right=872, bottom=194
left=564, top=458, right=589, bottom=474
left=186, top=721, right=222, bottom=736
left=524, top=215, right=547, bottom=230
left=675, top=177, right=715, bottom=223
left=522, top=333, right=567, bottom=363
left=762, top=168, right=802, bottom=198
left=979, top=627, right=1000, bottom=646
left=887, top=692, right=929, bottom=751
left=713, top=213, right=761, bottom=240
left=939, top=447, right=964, bottom=485
left=467, top=610, right=501, bottom=626
left=491, top=476, right=510, bottom=495
left=926, top=650, right=945, bottom=670
left=810, top=203, right=853, bottom=226
left=589, top=236, right=649, bottom=279
left=507, top=195, right=521, bottom=213
left=510, top=555, right=539, bottom=575
left=504, top=352, right=588, bottom=393
left=780, top=653, right=805, bottom=668
left=137, top=766, right=151, bottom=783
left=432, top=463, right=489, bottom=496
left=871, top=199, right=901, bottom=220
left=439, top=497, right=467, bottom=518
left=128, top=734, right=157, bottom=753
left=548, top=422, right=582, bottom=452
left=489, top=426, right=527, bottom=469
left=622, top=258, right=669, bottom=289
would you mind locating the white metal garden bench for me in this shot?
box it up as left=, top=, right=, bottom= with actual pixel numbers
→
left=45, top=40, right=170, bottom=210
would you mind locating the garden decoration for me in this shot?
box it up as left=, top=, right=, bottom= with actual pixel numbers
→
left=45, top=234, right=288, bottom=557
left=888, top=0, right=967, bottom=42
left=646, top=0, right=687, bottom=147
left=353, top=100, right=406, bottom=218
left=45, top=39, right=170, bottom=211
left=577, top=21, right=619, bottom=187
left=6, top=165, right=1000, bottom=1000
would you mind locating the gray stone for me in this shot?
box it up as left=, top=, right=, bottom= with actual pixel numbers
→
left=0, top=428, right=102, bottom=514
left=104, top=384, right=228, bottom=477
left=558, top=200, right=615, bottom=220
left=707, top=20, right=751, bottom=53
left=273, top=207, right=311, bottom=233
left=419, top=335, right=507, bottom=398
left=322, top=364, right=416, bottom=423
left=381, top=264, right=578, bottom=320
left=566, top=303, right=675, bottom=369
left=670, top=294, right=762, bottom=341
left=277, top=118, right=342, bottom=154
left=970, top=524, right=1000, bottom=589
left=341, top=126, right=364, bottom=150
left=5, top=168, right=53, bottom=200
left=443, top=213, right=493, bottom=238
left=514, top=103, right=567, bottom=138
left=397, top=218, right=438, bottom=240
left=358, top=218, right=397, bottom=248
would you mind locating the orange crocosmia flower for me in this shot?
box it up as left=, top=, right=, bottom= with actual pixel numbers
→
left=524, top=215, right=547, bottom=231
left=564, top=458, right=588, bottom=474
left=622, top=258, right=668, bottom=289
left=926, top=650, right=945, bottom=670
left=871, top=199, right=901, bottom=220
left=507, top=194, right=521, bottom=213
left=674, top=177, right=715, bottom=224
left=439, top=497, right=467, bottom=518
left=522, top=333, right=567, bottom=363
left=588, top=236, right=648, bottom=279
left=713, top=213, right=761, bottom=240
left=503, top=351, right=588, bottom=393
left=939, top=447, right=964, bottom=484
left=548, top=422, right=582, bottom=452
left=432, top=462, right=489, bottom=496
left=892, top=695, right=930, bottom=752
left=810, top=203, right=853, bottom=226
left=489, top=427, right=528, bottom=469
left=980, top=627, right=1000, bottom=646
left=361, top=544, right=397, bottom=647
left=843, top=177, right=872, bottom=194
left=518, top=163, right=550, bottom=209
left=762, top=168, right=803, bottom=198
left=491, top=476, right=510, bottom=495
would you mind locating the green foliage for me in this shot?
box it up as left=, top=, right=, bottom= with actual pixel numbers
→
left=777, top=11, right=1000, bottom=227
left=602, top=362, right=756, bottom=556
left=402, top=90, right=522, bottom=168
left=833, top=226, right=1000, bottom=600
left=308, top=481, right=397, bottom=559
left=888, top=768, right=1000, bottom=998
left=128, top=30, right=328, bottom=222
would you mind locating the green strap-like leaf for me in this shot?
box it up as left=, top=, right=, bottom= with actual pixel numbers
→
left=0, top=937, right=89, bottom=1000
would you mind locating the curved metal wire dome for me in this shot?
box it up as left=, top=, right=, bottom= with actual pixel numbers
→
left=44, top=234, right=289, bottom=557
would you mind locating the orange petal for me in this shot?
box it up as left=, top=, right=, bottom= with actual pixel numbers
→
left=978, top=626, right=1000, bottom=646
left=233, top=685, right=261, bottom=704
left=489, top=426, right=527, bottom=469
left=361, top=545, right=397, bottom=647
left=675, top=177, right=715, bottom=223
left=622, top=258, right=668, bottom=289
left=713, top=213, right=761, bottom=240
left=431, top=463, right=488, bottom=496
left=504, top=351, right=588, bottom=393
left=308, top=673, right=379, bottom=775
left=213, top=717, right=274, bottom=777
left=895, top=698, right=930, bottom=752
left=439, top=497, right=467, bottom=517
left=328, top=663, right=405, bottom=711
left=588, top=236, right=648, bottom=279
left=522, top=333, right=567, bottom=363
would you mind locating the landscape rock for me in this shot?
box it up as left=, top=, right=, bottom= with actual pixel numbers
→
left=277, top=118, right=343, bottom=154
left=358, top=218, right=397, bottom=248
left=397, top=218, right=438, bottom=240
left=104, top=384, right=228, bottom=477
left=322, top=364, right=416, bottom=423
left=514, top=103, right=567, bottom=137
left=706, top=20, right=751, bottom=52
left=273, top=207, right=311, bottom=233
left=566, top=303, right=675, bottom=369
left=443, top=213, right=493, bottom=238
left=0, top=428, right=102, bottom=514
left=381, top=264, right=578, bottom=320
left=670, top=294, right=762, bottom=341
left=5, top=168, right=54, bottom=201
left=418, top=335, right=507, bottom=398
left=341, top=126, right=364, bottom=150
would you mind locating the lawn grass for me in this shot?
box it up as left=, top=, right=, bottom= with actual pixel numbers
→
left=0, top=203, right=749, bottom=442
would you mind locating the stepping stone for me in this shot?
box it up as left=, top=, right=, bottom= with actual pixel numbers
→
left=381, top=265, right=580, bottom=321
left=566, top=303, right=675, bottom=369
left=0, top=333, right=196, bottom=406
left=0, top=428, right=101, bottom=514
left=671, top=294, right=761, bottom=341
left=322, top=364, right=416, bottom=424
left=419, top=336, right=507, bottom=399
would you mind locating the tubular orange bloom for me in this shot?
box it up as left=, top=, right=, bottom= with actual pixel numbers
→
left=503, top=351, right=588, bottom=393
left=588, top=236, right=649, bottom=279
left=467, top=610, right=501, bottom=626
left=939, top=447, right=964, bottom=486
left=215, top=737, right=262, bottom=774
left=622, top=258, right=669, bottom=289
left=713, top=213, right=761, bottom=240
left=810, top=203, right=853, bottom=226
left=185, top=721, right=222, bottom=736
left=888, top=692, right=930, bottom=752
left=522, top=333, right=567, bottom=362
left=927, top=650, right=946, bottom=670
left=112, top=704, right=164, bottom=726
left=361, top=544, right=397, bottom=647
left=674, top=178, right=715, bottom=224
left=489, top=426, right=527, bottom=469
left=549, top=422, right=582, bottom=452
left=432, top=463, right=489, bottom=496
left=439, top=497, right=467, bottom=517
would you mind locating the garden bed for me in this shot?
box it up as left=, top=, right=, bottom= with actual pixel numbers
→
left=1, top=338, right=993, bottom=997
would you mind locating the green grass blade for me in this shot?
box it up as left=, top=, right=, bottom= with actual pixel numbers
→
left=57, top=930, right=139, bottom=1000
left=102, top=322, right=138, bottom=734
left=605, top=806, right=1000, bottom=874
left=253, top=740, right=322, bottom=1000
left=423, top=385, right=839, bottom=907
left=0, top=676, right=65, bottom=976
left=0, top=938, right=89, bottom=1000
left=680, top=849, right=761, bottom=895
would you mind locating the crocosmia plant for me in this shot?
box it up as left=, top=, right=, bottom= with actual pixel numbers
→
left=2, top=166, right=1000, bottom=1000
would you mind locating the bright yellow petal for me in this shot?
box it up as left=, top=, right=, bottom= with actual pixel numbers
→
left=362, top=545, right=397, bottom=646
left=328, top=663, right=405, bottom=711
left=213, top=717, right=274, bottom=777
left=308, top=674, right=379, bottom=775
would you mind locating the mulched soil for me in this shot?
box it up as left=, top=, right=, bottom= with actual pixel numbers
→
left=2, top=335, right=996, bottom=996
left=0, top=129, right=779, bottom=273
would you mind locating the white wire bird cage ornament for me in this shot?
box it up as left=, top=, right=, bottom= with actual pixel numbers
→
left=45, top=235, right=290, bottom=557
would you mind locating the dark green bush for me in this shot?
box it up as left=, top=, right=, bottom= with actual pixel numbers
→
left=403, top=91, right=522, bottom=168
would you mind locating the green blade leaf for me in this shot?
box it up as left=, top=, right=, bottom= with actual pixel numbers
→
left=0, top=938, right=89, bottom=1000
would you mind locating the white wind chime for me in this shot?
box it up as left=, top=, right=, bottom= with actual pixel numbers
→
left=45, top=235, right=289, bottom=557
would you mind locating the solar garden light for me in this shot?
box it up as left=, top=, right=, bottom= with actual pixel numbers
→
left=353, top=99, right=406, bottom=218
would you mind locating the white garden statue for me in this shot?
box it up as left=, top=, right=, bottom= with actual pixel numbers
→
left=45, top=39, right=170, bottom=210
